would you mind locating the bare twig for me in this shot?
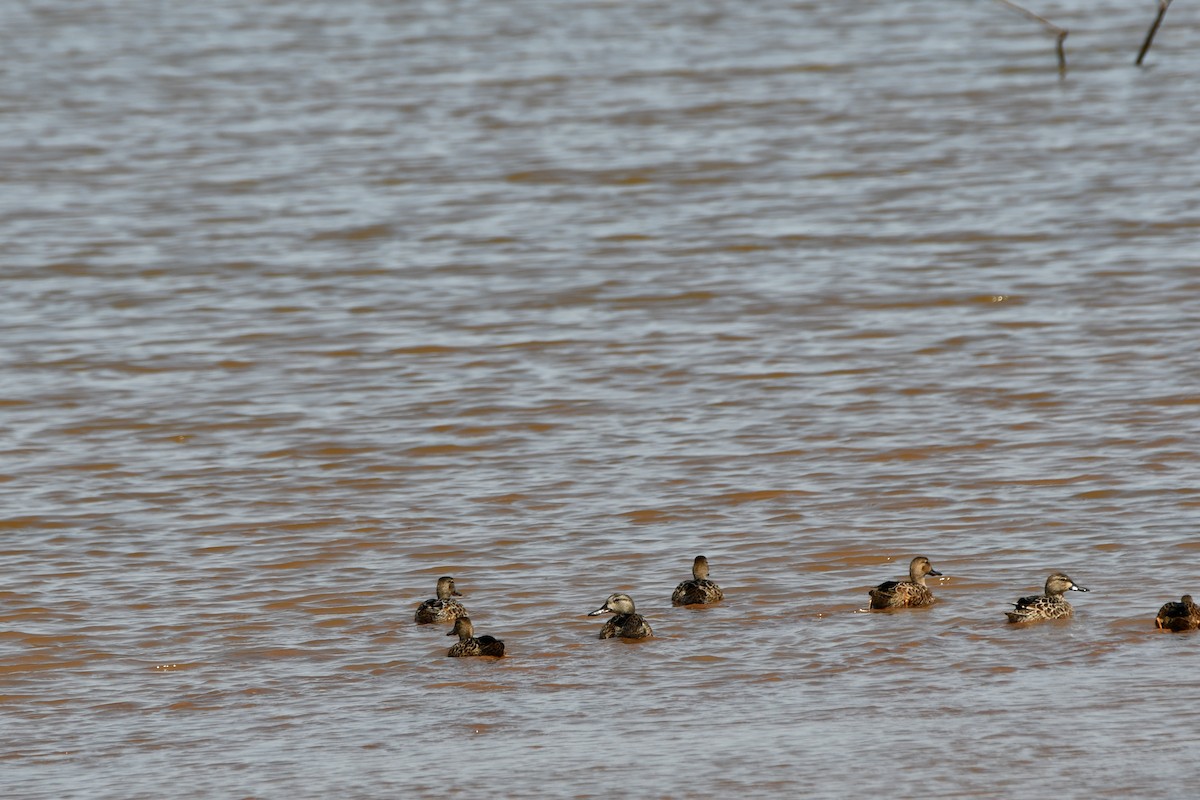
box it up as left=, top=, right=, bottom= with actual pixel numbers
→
left=992, top=0, right=1070, bottom=75
left=1136, top=0, right=1173, bottom=66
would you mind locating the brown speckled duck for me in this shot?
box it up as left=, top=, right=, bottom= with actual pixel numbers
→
left=1005, top=572, right=1088, bottom=623
left=868, top=556, right=942, bottom=609
left=446, top=617, right=505, bottom=657
left=414, top=576, right=467, bottom=624
left=588, top=593, right=653, bottom=640
left=671, top=555, right=725, bottom=606
left=1155, top=595, right=1200, bottom=632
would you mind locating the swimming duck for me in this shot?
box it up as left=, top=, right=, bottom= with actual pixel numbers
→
left=414, top=576, right=467, bottom=624
left=671, top=555, right=725, bottom=606
left=868, top=556, right=942, bottom=609
left=1155, top=594, right=1200, bottom=632
left=588, top=593, right=653, bottom=639
left=446, top=617, right=505, bottom=657
left=1005, top=572, right=1088, bottom=623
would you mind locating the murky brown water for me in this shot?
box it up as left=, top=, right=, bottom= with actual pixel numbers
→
left=3, top=0, right=1200, bottom=796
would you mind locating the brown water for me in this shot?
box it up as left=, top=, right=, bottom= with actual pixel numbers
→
left=3, top=0, right=1200, bottom=796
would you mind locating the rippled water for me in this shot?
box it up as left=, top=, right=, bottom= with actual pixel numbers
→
left=3, top=0, right=1200, bottom=796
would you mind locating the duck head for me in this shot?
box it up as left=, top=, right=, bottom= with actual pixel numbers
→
left=588, top=593, right=637, bottom=617
left=435, top=576, right=463, bottom=600
left=447, top=616, right=474, bottom=640
left=909, top=556, right=942, bottom=583
left=1045, top=573, right=1087, bottom=595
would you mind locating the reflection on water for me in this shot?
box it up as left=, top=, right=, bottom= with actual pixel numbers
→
left=3, top=0, right=1200, bottom=797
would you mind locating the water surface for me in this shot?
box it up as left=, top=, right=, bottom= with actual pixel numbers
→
left=3, top=0, right=1200, bottom=797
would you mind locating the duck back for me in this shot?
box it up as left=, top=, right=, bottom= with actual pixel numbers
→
left=448, top=635, right=505, bottom=657
left=1006, top=594, right=1073, bottom=623
left=415, top=598, right=467, bottom=624
left=599, top=613, right=653, bottom=640
left=672, top=579, right=724, bottom=606
left=1155, top=596, right=1200, bottom=632
left=869, top=580, right=934, bottom=609
left=475, top=635, right=506, bottom=657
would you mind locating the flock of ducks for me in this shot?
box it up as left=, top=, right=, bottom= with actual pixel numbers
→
left=415, top=555, right=1200, bottom=657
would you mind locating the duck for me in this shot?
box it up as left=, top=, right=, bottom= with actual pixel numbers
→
left=446, top=617, right=505, bottom=657
left=1155, top=594, right=1200, bottom=632
left=588, top=593, right=653, bottom=639
left=414, top=576, right=467, bottom=624
left=868, top=556, right=942, bottom=609
left=1005, top=572, right=1088, bottom=623
left=671, top=555, right=725, bottom=606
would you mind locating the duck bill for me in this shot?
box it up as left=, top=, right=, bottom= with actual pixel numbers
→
left=452, top=590, right=463, bottom=596
left=928, top=569, right=943, bottom=577
left=587, top=605, right=611, bottom=617
left=446, top=628, right=458, bottom=636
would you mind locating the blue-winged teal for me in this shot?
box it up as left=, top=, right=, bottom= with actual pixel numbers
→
left=446, top=617, right=505, bottom=657
left=1155, top=594, right=1200, bottom=632
left=1005, top=572, right=1088, bottom=623
left=414, top=576, right=467, bottom=624
left=671, top=555, right=725, bottom=606
left=588, top=593, right=653, bottom=639
left=868, top=556, right=942, bottom=609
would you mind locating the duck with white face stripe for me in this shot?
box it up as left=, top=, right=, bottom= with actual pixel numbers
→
left=1006, top=572, right=1089, bottom=623
left=588, top=593, right=653, bottom=640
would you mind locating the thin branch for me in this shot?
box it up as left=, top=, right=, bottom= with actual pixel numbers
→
left=1136, top=0, right=1173, bottom=66
left=992, top=0, right=1070, bottom=76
